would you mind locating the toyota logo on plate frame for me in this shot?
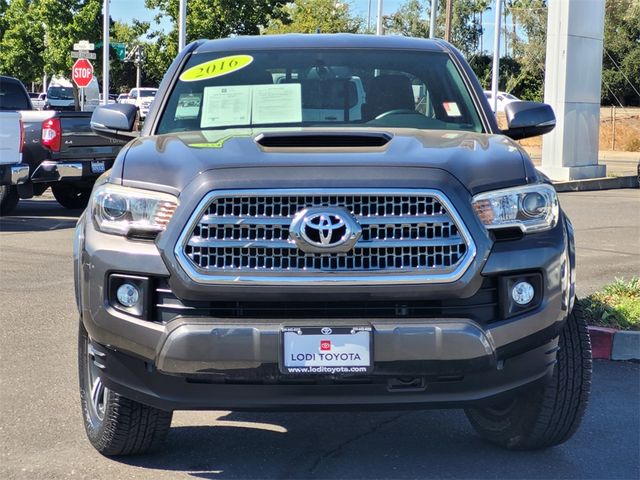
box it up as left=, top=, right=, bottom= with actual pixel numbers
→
left=289, top=207, right=362, bottom=253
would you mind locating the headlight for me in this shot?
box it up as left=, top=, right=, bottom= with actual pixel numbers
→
left=92, top=183, right=178, bottom=236
left=472, top=184, right=559, bottom=233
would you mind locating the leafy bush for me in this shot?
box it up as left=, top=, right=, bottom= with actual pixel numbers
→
left=578, top=278, right=640, bottom=330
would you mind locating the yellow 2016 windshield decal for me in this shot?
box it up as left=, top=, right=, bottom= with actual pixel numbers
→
left=179, top=55, right=254, bottom=82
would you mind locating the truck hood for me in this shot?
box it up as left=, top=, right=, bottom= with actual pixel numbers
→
left=116, top=128, right=534, bottom=197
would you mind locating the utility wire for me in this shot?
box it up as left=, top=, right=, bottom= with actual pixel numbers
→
left=604, top=48, right=640, bottom=98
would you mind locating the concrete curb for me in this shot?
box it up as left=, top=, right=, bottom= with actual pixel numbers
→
left=553, top=175, right=639, bottom=192
left=588, top=326, right=640, bottom=360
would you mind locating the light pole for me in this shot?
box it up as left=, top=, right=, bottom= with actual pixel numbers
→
left=178, top=0, right=187, bottom=51
left=376, top=0, right=383, bottom=35
left=429, top=0, right=437, bottom=38
left=102, top=0, right=109, bottom=105
left=490, top=0, right=503, bottom=113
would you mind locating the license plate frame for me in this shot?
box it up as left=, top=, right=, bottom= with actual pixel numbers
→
left=281, top=326, right=373, bottom=375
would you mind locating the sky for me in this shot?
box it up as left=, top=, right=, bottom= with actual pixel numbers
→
left=109, top=0, right=507, bottom=53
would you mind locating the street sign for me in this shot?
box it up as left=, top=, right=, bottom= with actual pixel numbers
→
left=95, top=41, right=126, bottom=60
left=73, top=40, right=94, bottom=51
left=71, top=51, right=97, bottom=59
left=72, top=58, right=94, bottom=88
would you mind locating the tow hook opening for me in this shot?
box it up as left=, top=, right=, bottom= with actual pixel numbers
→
left=387, top=377, right=426, bottom=392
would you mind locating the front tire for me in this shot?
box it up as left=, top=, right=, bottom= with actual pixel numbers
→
left=78, top=323, right=173, bottom=456
left=52, top=183, right=91, bottom=209
left=465, top=302, right=592, bottom=450
left=0, top=185, right=19, bottom=216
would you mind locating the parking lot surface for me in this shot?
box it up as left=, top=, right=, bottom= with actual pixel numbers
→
left=1, top=190, right=639, bottom=480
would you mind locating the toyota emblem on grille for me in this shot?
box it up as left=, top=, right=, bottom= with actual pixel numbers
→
left=290, top=207, right=362, bottom=253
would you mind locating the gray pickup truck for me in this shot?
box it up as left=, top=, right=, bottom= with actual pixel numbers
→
left=0, top=75, right=124, bottom=214
left=77, top=35, right=590, bottom=456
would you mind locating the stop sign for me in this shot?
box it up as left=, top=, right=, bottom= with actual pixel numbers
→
left=72, top=58, right=93, bottom=88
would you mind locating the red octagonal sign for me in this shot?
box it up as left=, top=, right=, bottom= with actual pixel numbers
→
left=72, top=58, right=93, bottom=88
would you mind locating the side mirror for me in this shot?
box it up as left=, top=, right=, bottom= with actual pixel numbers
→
left=502, top=101, right=556, bottom=140
left=90, top=104, right=139, bottom=141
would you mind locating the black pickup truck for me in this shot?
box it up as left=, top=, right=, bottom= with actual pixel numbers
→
left=0, top=75, right=125, bottom=214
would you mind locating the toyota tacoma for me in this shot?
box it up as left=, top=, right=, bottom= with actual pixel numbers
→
left=76, top=34, right=591, bottom=456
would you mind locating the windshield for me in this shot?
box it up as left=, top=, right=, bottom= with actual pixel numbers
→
left=157, top=49, right=483, bottom=135
left=47, top=86, right=74, bottom=100
left=139, top=90, right=156, bottom=98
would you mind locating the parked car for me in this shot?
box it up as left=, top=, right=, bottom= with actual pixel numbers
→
left=80, top=34, right=589, bottom=456
left=99, top=94, right=116, bottom=105
left=28, top=92, right=47, bottom=110
left=484, top=90, right=521, bottom=112
left=0, top=76, right=30, bottom=214
left=116, top=93, right=130, bottom=103
left=45, top=77, right=101, bottom=112
left=0, top=75, right=125, bottom=214
left=122, top=87, right=157, bottom=118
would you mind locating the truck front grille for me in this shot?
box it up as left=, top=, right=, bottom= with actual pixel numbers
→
left=176, top=189, right=476, bottom=285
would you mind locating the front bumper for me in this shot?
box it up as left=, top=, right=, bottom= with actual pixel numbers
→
left=91, top=336, right=558, bottom=411
left=77, top=215, right=570, bottom=411
left=0, top=163, right=29, bottom=186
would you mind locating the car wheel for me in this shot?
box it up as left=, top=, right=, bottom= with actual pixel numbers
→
left=78, top=322, right=173, bottom=456
left=51, top=183, right=92, bottom=209
left=465, top=302, right=592, bottom=450
left=0, top=185, right=19, bottom=216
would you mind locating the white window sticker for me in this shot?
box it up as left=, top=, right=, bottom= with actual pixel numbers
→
left=200, top=84, right=302, bottom=128
left=252, top=83, right=302, bottom=125
left=201, top=85, right=252, bottom=128
left=443, top=101, right=462, bottom=117
left=175, top=93, right=201, bottom=119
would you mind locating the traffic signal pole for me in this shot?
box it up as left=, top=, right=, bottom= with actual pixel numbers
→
left=103, top=0, right=110, bottom=105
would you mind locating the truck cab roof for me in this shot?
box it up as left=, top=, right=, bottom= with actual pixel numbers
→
left=193, top=34, right=448, bottom=55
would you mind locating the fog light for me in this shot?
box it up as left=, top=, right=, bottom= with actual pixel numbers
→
left=116, top=283, right=140, bottom=308
left=512, top=281, right=535, bottom=305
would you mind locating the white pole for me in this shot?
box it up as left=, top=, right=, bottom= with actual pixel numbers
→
left=430, top=0, right=438, bottom=38
left=102, top=0, right=109, bottom=105
left=490, top=0, right=502, bottom=113
left=376, top=0, right=383, bottom=35
left=178, top=0, right=186, bottom=51
left=136, top=46, right=141, bottom=91
left=367, top=0, right=372, bottom=31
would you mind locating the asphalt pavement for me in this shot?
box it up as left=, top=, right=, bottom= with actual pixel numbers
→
left=1, top=191, right=639, bottom=480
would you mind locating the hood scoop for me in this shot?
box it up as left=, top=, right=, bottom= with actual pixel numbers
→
left=255, top=131, right=392, bottom=148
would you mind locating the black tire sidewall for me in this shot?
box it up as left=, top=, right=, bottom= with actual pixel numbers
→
left=465, top=304, right=591, bottom=449
left=52, top=183, right=91, bottom=210
left=0, top=185, right=19, bottom=216
left=78, top=323, right=112, bottom=447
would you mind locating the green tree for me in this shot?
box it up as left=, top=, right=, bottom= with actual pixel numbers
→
left=505, top=0, right=547, bottom=101
left=382, top=0, right=487, bottom=57
left=38, top=0, right=103, bottom=77
left=0, top=0, right=45, bottom=86
left=265, top=0, right=362, bottom=34
left=107, top=20, right=151, bottom=93
left=0, top=0, right=10, bottom=41
left=144, top=0, right=290, bottom=82
left=382, top=0, right=428, bottom=38
left=35, top=0, right=103, bottom=106
left=601, top=0, right=640, bottom=106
